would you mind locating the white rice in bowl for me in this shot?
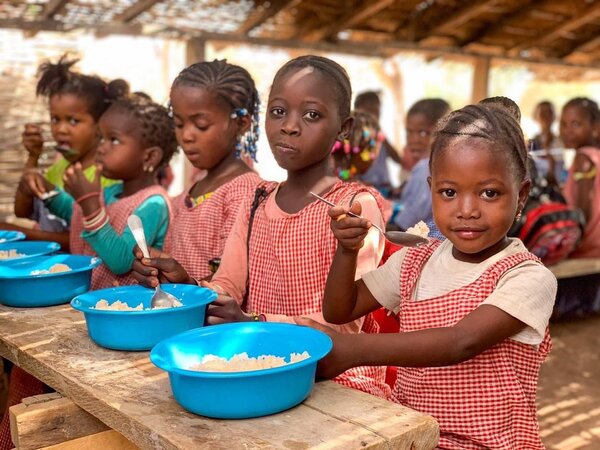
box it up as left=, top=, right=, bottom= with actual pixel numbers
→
left=93, top=298, right=183, bottom=310
left=0, top=249, right=24, bottom=259
left=30, top=263, right=72, bottom=275
left=188, top=351, right=310, bottom=372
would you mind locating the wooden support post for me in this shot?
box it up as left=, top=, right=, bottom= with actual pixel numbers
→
left=471, top=56, right=490, bottom=103
left=9, top=393, right=116, bottom=450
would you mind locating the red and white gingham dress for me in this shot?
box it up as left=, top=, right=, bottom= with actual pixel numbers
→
left=70, top=185, right=171, bottom=290
left=393, top=241, right=551, bottom=449
left=165, top=172, right=261, bottom=280
left=246, top=180, right=390, bottom=399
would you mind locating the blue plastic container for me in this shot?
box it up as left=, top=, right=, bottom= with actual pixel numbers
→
left=0, top=230, right=26, bottom=244
left=150, top=322, right=333, bottom=419
left=0, top=241, right=59, bottom=263
left=0, top=254, right=101, bottom=307
left=71, top=284, right=216, bottom=351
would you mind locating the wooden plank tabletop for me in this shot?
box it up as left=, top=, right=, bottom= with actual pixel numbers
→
left=0, top=304, right=439, bottom=450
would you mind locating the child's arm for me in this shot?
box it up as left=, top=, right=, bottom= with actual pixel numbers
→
left=572, top=152, right=595, bottom=220
left=300, top=304, right=530, bottom=379
left=322, top=201, right=383, bottom=323
left=0, top=222, right=69, bottom=250
left=83, top=194, right=169, bottom=275
left=14, top=170, right=56, bottom=218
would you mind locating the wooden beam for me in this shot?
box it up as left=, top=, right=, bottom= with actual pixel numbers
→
left=419, top=0, right=500, bottom=41
left=40, top=0, right=69, bottom=20
left=459, top=0, right=542, bottom=46
left=9, top=393, right=108, bottom=450
left=302, top=0, right=394, bottom=43
left=471, top=56, right=491, bottom=103
left=511, top=2, right=600, bottom=53
left=564, top=35, right=600, bottom=62
left=113, top=0, right=160, bottom=23
left=234, top=0, right=300, bottom=36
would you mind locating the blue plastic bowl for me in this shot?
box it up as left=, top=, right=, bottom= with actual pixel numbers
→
left=0, top=230, right=26, bottom=244
left=0, top=241, right=59, bottom=263
left=0, top=254, right=101, bottom=307
left=150, top=322, right=333, bottom=419
left=71, top=284, right=216, bottom=351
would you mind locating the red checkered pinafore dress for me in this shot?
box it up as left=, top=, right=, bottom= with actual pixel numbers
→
left=165, top=172, right=261, bottom=280
left=246, top=180, right=390, bottom=399
left=70, top=185, right=171, bottom=290
left=393, top=241, right=551, bottom=449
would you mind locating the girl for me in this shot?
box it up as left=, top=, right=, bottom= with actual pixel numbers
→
left=560, top=97, right=600, bottom=258
left=391, top=98, right=450, bottom=231
left=309, top=101, right=557, bottom=449
left=11, top=55, right=121, bottom=249
left=39, top=96, right=176, bottom=289
left=135, top=55, right=390, bottom=399
left=130, top=60, right=262, bottom=284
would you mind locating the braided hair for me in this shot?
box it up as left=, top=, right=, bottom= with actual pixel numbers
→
left=272, top=55, right=352, bottom=121
left=105, top=97, right=177, bottom=168
left=331, top=110, right=383, bottom=180
left=36, top=54, right=126, bottom=120
left=430, top=99, right=528, bottom=183
left=171, top=59, right=260, bottom=161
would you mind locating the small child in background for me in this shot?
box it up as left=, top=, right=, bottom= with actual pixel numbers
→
left=307, top=100, right=556, bottom=449
left=560, top=97, right=600, bottom=258
left=135, top=55, right=390, bottom=399
left=130, top=60, right=261, bottom=284
left=8, top=55, right=121, bottom=250
left=35, top=97, right=176, bottom=289
left=391, top=98, right=450, bottom=231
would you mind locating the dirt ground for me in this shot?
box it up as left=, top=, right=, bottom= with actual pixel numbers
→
left=539, top=315, right=600, bottom=449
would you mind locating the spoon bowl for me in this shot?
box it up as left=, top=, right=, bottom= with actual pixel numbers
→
left=309, top=192, right=429, bottom=247
left=127, top=215, right=180, bottom=308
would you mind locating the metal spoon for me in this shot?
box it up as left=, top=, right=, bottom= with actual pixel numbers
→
left=127, top=214, right=179, bottom=309
left=43, top=142, right=79, bottom=158
left=309, top=191, right=429, bottom=247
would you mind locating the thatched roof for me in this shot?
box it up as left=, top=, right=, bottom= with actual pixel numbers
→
left=1, top=0, right=599, bottom=68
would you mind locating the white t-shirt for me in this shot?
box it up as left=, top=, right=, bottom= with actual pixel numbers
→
left=362, top=238, right=557, bottom=345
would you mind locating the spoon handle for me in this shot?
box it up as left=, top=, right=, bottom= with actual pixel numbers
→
left=127, top=215, right=150, bottom=259
left=309, top=191, right=384, bottom=234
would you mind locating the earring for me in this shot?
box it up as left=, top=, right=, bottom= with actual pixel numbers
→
left=515, top=210, right=522, bottom=221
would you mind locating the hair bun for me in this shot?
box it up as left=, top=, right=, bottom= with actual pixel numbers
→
left=106, top=78, right=130, bottom=101
left=478, top=96, right=521, bottom=123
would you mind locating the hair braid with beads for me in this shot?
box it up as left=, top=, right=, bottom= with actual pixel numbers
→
left=171, top=59, right=260, bottom=161
left=272, top=55, right=352, bottom=121
left=105, top=97, right=178, bottom=168
left=430, top=100, right=528, bottom=182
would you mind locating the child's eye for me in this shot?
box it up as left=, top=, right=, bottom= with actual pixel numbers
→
left=173, top=121, right=183, bottom=129
left=69, top=118, right=79, bottom=126
left=440, top=189, right=456, bottom=198
left=110, top=137, right=120, bottom=145
left=194, top=123, right=209, bottom=132
left=270, top=107, right=285, bottom=117
left=50, top=117, right=58, bottom=124
left=481, top=189, right=498, bottom=199
left=303, top=111, right=321, bottom=121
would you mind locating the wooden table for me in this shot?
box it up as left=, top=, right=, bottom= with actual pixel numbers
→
left=0, top=304, right=439, bottom=450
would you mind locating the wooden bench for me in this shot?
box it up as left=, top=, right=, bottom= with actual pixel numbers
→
left=549, top=258, right=600, bottom=279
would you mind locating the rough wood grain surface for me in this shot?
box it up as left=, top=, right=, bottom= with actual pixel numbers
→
left=0, top=304, right=439, bottom=450
left=10, top=393, right=109, bottom=449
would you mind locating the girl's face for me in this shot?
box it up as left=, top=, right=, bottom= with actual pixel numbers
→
left=429, top=138, right=529, bottom=263
left=170, top=86, right=246, bottom=170
left=49, top=94, right=98, bottom=162
left=405, top=112, right=435, bottom=161
left=266, top=68, right=351, bottom=172
left=96, top=110, right=147, bottom=180
left=560, top=105, right=595, bottom=149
